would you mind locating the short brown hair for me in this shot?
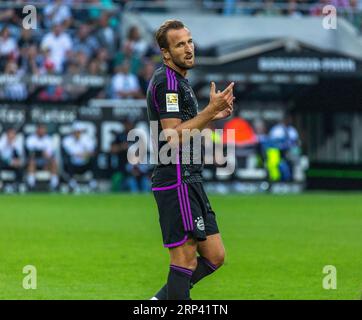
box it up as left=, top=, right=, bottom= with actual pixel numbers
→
left=155, top=20, right=185, bottom=49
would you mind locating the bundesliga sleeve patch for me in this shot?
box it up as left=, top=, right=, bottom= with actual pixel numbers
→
left=166, top=93, right=179, bottom=112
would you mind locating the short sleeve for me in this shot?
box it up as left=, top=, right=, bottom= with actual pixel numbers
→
left=155, top=81, right=182, bottom=120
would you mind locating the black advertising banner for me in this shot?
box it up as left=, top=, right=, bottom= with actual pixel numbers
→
left=195, top=45, right=362, bottom=87
left=0, top=102, right=149, bottom=178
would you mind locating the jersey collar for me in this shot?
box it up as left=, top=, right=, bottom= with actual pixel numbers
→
left=163, top=63, right=185, bottom=79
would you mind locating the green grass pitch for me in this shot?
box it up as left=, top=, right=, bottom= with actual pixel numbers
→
left=0, top=193, right=361, bottom=300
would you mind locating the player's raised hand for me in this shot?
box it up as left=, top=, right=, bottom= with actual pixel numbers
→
left=212, top=96, right=235, bottom=121
left=209, top=82, right=235, bottom=114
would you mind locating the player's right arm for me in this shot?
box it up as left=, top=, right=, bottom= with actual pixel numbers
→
left=160, top=82, right=234, bottom=145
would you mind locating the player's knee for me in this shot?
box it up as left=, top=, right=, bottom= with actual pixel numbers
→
left=213, top=256, right=225, bottom=269
left=170, top=255, right=198, bottom=271
left=184, top=257, right=198, bottom=271
left=209, top=250, right=225, bottom=269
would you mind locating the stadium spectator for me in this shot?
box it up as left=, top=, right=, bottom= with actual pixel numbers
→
left=253, top=118, right=275, bottom=172
left=88, top=58, right=102, bottom=75
left=0, top=26, right=18, bottom=60
left=0, top=8, right=15, bottom=24
left=18, top=28, right=37, bottom=52
left=125, top=152, right=150, bottom=193
left=40, top=23, right=73, bottom=73
left=88, top=0, right=118, bottom=26
left=269, top=113, right=301, bottom=181
left=269, top=113, right=300, bottom=147
left=19, top=44, right=42, bottom=75
left=143, top=34, right=162, bottom=66
left=62, top=122, right=97, bottom=191
left=82, top=55, right=108, bottom=97
left=96, top=12, right=117, bottom=55
left=72, top=24, right=99, bottom=60
left=25, top=124, right=59, bottom=190
left=110, top=118, right=133, bottom=177
left=114, top=40, right=143, bottom=75
left=43, top=0, right=73, bottom=29
left=0, top=127, right=24, bottom=183
left=0, top=0, right=27, bottom=26
left=2, top=61, right=27, bottom=101
left=254, top=118, right=268, bottom=140
left=111, top=60, right=143, bottom=99
left=72, top=50, right=90, bottom=74
left=38, top=46, right=54, bottom=74
left=37, top=55, right=66, bottom=101
left=93, top=47, right=111, bottom=75
left=138, top=60, right=156, bottom=96
left=64, top=61, right=88, bottom=98
left=124, top=25, right=148, bottom=58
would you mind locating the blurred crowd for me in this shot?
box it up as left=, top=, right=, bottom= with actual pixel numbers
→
left=0, top=0, right=361, bottom=102
left=0, top=0, right=163, bottom=102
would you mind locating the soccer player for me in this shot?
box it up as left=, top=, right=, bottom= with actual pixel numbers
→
left=146, top=20, right=235, bottom=300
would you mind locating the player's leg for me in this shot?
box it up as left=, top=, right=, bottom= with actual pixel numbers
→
left=192, top=233, right=225, bottom=286
left=153, top=183, right=224, bottom=300
left=13, top=163, right=23, bottom=184
left=153, top=234, right=224, bottom=300
left=189, top=184, right=225, bottom=286
left=49, top=157, right=59, bottom=189
left=82, top=161, right=97, bottom=190
left=197, top=233, right=225, bottom=268
left=152, top=184, right=199, bottom=300
left=198, top=183, right=225, bottom=264
left=26, top=156, right=36, bottom=188
left=166, top=237, right=198, bottom=300
left=67, top=162, right=77, bottom=190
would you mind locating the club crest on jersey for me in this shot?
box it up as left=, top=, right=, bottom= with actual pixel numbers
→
left=166, top=93, right=179, bottom=112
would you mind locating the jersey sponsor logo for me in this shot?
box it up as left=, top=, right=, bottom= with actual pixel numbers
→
left=166, top=93, right=179, bottom=112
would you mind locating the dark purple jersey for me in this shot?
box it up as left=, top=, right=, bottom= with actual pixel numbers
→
left=147, top=64, right=203, bottom=187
